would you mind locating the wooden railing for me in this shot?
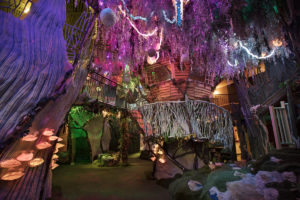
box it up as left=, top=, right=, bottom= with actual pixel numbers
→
left=83, top=71, right=129, bottom=108
left=269, top=101, right=295, bottom=149
left=210, top=94, right=240, bottom=113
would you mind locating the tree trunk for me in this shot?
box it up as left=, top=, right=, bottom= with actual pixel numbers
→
left=0, top=5, right=97, bottom=199
left=234, top=78, right=269, bottom=158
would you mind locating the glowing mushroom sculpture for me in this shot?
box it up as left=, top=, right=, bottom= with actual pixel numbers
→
left=1, top=171, right=24, bottom=181
left=0, top=159, right=21, bottom=168
left=16, top=152, right=34, bottom=162
left=29, top=158, right=44, bottom=167
left=36, top=142, right=52, bottom=150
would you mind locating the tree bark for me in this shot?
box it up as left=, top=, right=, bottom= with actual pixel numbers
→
left=234, top=78, right=269, bottom=158
left=0, top=8, right=97, bottom=200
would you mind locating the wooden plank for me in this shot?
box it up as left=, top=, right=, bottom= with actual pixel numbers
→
left=275, top=108, right=286, bottom=144
left=269, top=106, right=281, bottom=149
left=280, top=101, right=293, bottom=144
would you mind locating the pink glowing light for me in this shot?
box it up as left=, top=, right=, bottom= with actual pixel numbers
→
left=16, top=152, right=34, bottom=162
left=43, top=129, right=54, bottom=136
left=0, top=159, right=21, bottom=168
left=36, top=142, right=52, bottom=150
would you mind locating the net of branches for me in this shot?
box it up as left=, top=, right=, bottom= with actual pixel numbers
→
left=138, top=100, right=233, bottom=149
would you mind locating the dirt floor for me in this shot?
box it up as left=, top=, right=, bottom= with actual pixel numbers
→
left=51, top=155, right=171, bottom=200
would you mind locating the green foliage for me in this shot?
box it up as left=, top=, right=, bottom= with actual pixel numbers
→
left=69, top=106, right=95, bottom=127
left=169, top=167, right=211, bottom=200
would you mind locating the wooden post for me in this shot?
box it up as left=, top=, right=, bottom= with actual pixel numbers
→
left=269, top=106, right=281, bottom=149
left=280, top=101, right=293, bottom=144
left=286, top=81, right=299, bottom=138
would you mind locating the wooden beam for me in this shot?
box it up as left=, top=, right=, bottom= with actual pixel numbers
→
left=269, top=106, right=281, bottom=149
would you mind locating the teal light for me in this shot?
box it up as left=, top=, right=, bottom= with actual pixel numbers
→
left=273, top=5, right=278, bottom=14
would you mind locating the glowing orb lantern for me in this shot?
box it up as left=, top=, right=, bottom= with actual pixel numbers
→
left=43, top=129, right=54, bottom=136
left=1, top=171, right=24, bottom=181
left=29, top=158, right=44, bottom=167
left=100, top=8, right=117, bottom=27
left=0, top=159, right=21, bottom=168
left=36, top=142, right=52, bottom=150
left=272, top=39, right=282, bottom=47
left=22, top=134, right=38, bottom=142
left=16, top=152, right=34, bottom=162
left=147, top=55, right=158, bottom=65
left=48, top=136, right=58, bottom=141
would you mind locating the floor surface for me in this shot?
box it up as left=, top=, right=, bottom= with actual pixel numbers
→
left=51, top=157, right=171, bottom=200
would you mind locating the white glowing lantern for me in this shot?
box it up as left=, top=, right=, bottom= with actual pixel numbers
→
left=29, top=158, right=44, bottom=167
left=36, top=142, right=52, bottom=150
left=0, top=159, right=21, bottom=168
left=1, top=171, right=24, bottom=181
left=16, top=152, right=34, bottom=162
left=48, top=136, right=58, bottom=141
left=22, top=134, right=38, bottom=142
left=43, top=129, right=54, bottom=136
left=158, top=150, right=164, bottom=155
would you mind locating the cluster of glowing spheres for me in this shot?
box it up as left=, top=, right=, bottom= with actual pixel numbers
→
left=0, top=159, right=21, bottom=168
left=1, top=171, right=24, bottom=181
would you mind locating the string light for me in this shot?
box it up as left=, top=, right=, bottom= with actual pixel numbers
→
left=162, top=10, right=176, bottom=24
left=119, top=6, right=158, bottom=38
left=227, top=59, right=238, bottom=67
left=120, top=0, right=148, bottom=21
left=239, top=41, right=276, bottom=60
left=162, top=0, right=189, bottom=27
left=127, top=18, right=158, bottom=38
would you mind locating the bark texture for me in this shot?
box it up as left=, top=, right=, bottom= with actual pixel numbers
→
left=0, top=0, right=67, bottom=145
